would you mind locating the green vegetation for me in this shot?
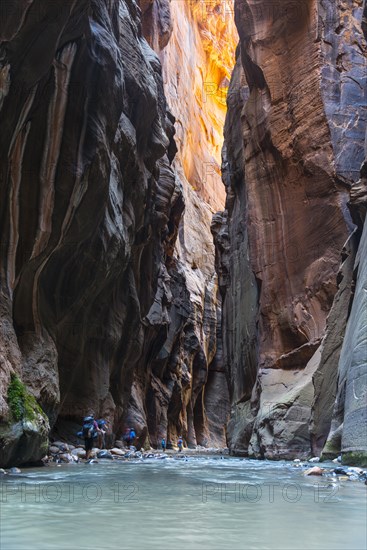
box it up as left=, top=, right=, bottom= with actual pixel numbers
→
left=342, top=451, right=367, bottom=468
left=7, top=375, right=25, bottom=421
left=7, top=374, right=45, bottom=423
left=320, top=430, right=342, bottom=462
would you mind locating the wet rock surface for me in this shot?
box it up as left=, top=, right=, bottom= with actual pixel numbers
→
left=43, top=440, right=230, bottom=465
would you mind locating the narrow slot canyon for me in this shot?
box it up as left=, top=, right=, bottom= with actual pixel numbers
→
left=0, top=0, right=366, bottom=478
left=1, top=2, right=367, bottom=549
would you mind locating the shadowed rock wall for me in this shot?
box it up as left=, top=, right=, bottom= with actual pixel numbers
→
left=125, top=0, right=238, bottom=449
left=0, top=0, right=233, bottom=466
left=0, top=0, right=179, bottom=465
left=214, top=0, right=367, bottom=461
left=321, top=0, right=367, bottom=466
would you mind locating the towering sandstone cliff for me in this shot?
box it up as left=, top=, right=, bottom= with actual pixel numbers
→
left=0, top=1, right=236, bottom=466
left=214, top=0, right=367, bottom=463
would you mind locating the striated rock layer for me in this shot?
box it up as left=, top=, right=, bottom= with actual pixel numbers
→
left=0, top=0, right=233, bottom=466
left=215, top=0, right=367, bottom=461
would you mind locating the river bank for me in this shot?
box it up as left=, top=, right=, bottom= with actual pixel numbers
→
left=1, top=442, right=367, bottom=486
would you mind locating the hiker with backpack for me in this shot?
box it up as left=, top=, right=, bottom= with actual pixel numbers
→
left=122, top=428, right=131, bottom=447
left=96, top=419, right=108, bottom=449
left=122, top=427, right=137, bottom=449
left=177, top=436, right=183, bottom=452
left=129, top=427, right=136, bottom=447
left=80, top=415, right=99, bottom=460
left=161, top=437, right=166, bottom=452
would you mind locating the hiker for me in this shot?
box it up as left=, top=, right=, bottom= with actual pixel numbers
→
left=129, top=427, right=136, bottom=447
left=177, top=436, right=183, bottom=452
left=96, top=419, right=108, bottom=449
left=161, top=437, right=166, bottom=452
left=82, top=415, right=99, bottom=460
left=122, top=428, right=131, bottom=447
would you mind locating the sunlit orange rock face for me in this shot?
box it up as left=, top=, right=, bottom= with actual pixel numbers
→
left=214, top=0, right=367, bottom=459
left=157, top=0, right=238, bottom=211
left=130, top=0, right=239, bottom=448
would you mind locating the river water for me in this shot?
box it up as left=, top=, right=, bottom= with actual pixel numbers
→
left=1, top=456, right=366, bottom=550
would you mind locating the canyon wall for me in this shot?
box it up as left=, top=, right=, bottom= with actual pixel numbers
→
left=127, top=0, right=238, bottom=449
left=159, top=0, right=237, bottom=212
left=321, top=0, right=367, bottom=465
left=0, top=0, right=235, bottom=467
left=215, top=0, right=367, bottom=462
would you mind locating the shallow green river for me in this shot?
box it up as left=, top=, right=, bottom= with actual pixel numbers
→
left=1, top=456, right=366, bottom=549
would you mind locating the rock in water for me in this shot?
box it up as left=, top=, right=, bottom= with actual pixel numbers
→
left=49, top=446, right=60, bottom=455
left=59, top=453, right=74, bottom=463
left=347, top=467, right=363, bottom=474
left=305, top=467, right=324, bottom=476
left=110, top=448, right=125, bottom=456
left=97, top=451, right=113, bottom=460
left=71, top=448, right=86, bottom=459
left=333, top=467, right=348, bottom=475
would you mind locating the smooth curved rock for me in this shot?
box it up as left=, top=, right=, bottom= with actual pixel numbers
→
left=1, top=0, right=176, bottom=466
left=310, top=234, right=359, bottom=456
